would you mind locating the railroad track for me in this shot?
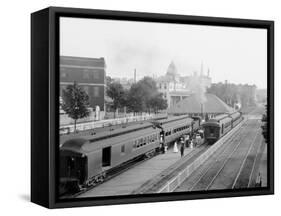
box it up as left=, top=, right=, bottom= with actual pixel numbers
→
left=133, top=116, right=248, bottom=194
left=176, top=119, right=264, bottom=192
left=231, top=128, right=263, bottom=189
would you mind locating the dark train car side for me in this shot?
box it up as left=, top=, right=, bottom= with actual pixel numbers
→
left=203, top=112, right=242, bottom=144
left=60, top=126, right=161, bottom=193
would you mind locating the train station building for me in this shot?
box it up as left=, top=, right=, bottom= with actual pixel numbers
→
left=167, top=93, right=234, bottom=118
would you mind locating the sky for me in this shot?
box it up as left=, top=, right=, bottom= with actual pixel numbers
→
left=60, top=17, right=267, bottom=89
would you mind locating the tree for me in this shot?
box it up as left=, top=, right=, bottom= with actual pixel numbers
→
left=126, top=83, right=146, bottom=114
left=261, top=104, right=268, bottom=144
left=106, top=76, right=113, bottom=85
left=147, top=93, right=168, bottom=113
left=207, top=82, right=256, bottom=108
left=126, top=77, right=162, bottom=114
left=61, top=82, right=90, bottom=132
left=106, top=82, right=127, bottom=118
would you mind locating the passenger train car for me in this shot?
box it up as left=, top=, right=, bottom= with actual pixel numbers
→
left=202, top=111, right=243, bottom=144
left=59, top=115, right=201, bottom=194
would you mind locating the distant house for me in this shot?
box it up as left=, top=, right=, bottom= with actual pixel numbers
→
left=156, top=61, right=191, bottom=108
left=156, top=61, right=212, bottom=108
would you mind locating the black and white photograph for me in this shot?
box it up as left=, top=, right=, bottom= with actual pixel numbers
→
left=58, top=16, right=269, bottom=199
left=1, top=0, right=280, bottom=213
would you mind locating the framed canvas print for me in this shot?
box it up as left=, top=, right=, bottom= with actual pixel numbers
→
left=31, top=7, right=274, bottom=208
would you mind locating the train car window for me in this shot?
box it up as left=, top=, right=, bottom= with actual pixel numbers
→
left=121, top=145, right=125, bottom=153
left=210, top=128, right=215, bottom=134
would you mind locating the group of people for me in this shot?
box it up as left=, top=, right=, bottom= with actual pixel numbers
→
left=159, top=130, right=204, bottom=157
left=174, top=132, right=204, bottom=157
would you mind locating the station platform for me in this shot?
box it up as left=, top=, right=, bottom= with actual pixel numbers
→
left=78, top=144, right=199, bottom=198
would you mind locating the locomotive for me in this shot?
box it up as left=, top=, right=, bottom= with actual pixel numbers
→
left=59, top=115, right=201, bottom=194
left=202, top=111, right=243, bottom=144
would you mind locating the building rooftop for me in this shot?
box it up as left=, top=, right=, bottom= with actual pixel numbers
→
left=167, top=93, right=234, bottom=114
left=60, top=56, right=106, bottom=68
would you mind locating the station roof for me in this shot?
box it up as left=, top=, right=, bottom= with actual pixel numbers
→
left=168, top=93, right=234, bottom=115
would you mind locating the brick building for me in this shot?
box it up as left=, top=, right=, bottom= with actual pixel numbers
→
left=60, top=56, right=106, bottom=111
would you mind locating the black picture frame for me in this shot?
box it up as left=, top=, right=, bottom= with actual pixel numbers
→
left=31, top=6, right=274, bottom=209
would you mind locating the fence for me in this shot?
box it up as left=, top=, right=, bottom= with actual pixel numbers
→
left=59, top=114, right=159, bottom=135
left=157, top=118, right=246, bottom=193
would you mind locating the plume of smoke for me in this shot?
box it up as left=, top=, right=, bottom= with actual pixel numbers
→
left=188, top=72, right=207, bottom=104
left=234, top=94, right=242, bottom=110
left=106, top=39, right=169, bottom=78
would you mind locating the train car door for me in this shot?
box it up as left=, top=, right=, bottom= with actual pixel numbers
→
left=102, top=146, right=111, bottom=167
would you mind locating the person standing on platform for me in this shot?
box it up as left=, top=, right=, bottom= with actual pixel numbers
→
left=180, top=137, right=185, bottom=157
left=160, top=134, right=165, bottom=154
left=173, top=141, right=179, bottom=153
left=185, top=134, right=190, bottom=148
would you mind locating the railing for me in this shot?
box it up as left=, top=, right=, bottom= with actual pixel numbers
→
left=157, top=118, right=246, bottom=193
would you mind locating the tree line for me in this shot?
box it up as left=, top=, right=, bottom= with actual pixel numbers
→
left=207, top=82, right=257, bottom=108
left=106, top=76, right=168, bottom=116
left=60, top=77, right=168, bottom=131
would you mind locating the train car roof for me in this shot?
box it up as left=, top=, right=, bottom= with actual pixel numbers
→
left=60, top=138, right=89, bottom=153
left=61, top=126, right=161, bottom=153
left=203, top=114, right=232, bottom=127
left=229, top=111, right=241, bottom=118
left=212, top=114, right=229, bottom=121
left=219, top=116, right=232, bottom=124
left=60, top=121, right=154, bottom=145
left=61, top=115, right=193, bottom=153
left=202, top=119, right=220, bottom=128
left=156, top=115, right=190, bottom=124
left=162, top=117, right=193, bottom=130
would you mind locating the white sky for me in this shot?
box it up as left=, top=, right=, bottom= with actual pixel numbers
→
left=60, top=17, right=267, bottom=89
